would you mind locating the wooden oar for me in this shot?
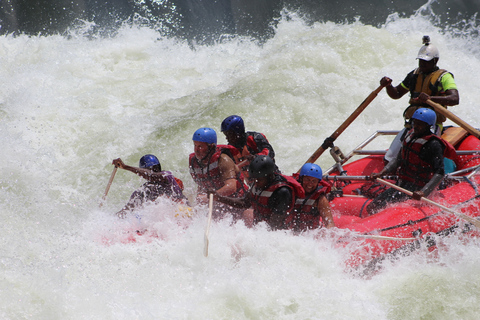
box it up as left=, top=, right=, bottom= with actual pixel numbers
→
left=323, top=175, right=398, bottom=181
left=426, top=99, right=480, bottom=139
left=203, top=193, right=214, bottom=257
left=376, top=178, right=480, bottom=229
left=99, top=166, right=118, bottom=207
left=237, top=159, right=249, bottom=169
left=298, top=84, right=386, bottom=172
left=354, top=234, right=416, bottom=241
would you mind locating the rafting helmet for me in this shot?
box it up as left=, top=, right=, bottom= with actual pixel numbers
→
left=192, top=127, right=217, bottom=145
left=139, top=154, right=161, bottom=171
left=299, top=163, right=323, bottom=180
left=412, top=108, right=437, bottom=127
left=249, top=155, right=276, bottom=179
left=417, top=35, right=439, bottom=61
left=221, top=115, right=245, bottom=134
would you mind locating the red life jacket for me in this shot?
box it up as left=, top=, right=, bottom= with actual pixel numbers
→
left=251, top=174, right=305, bottom=224
left=174, top=177, right=184, bottom=191
left=285, top=180, right=330, bottom=231
left=189, top=145, right=247, bottom=197
left=228, top=132, right=274, bottom=178
left=398, top=130, right=454, bottom=187
left=244, top=132, right=271, bottom=157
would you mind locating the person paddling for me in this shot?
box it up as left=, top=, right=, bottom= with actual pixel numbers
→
left=212, top=155, right=304, bottom=230
left=221, top=115, right=278, bottom=178
left=189, top=127, right=248, bottom=220
left=285, top=163, right=335, bottom=232
left=367, top=108, right=456, bottom=215
left=382, top=36, right=459, bottom=163
left=112, top=154, right=188, bottom=218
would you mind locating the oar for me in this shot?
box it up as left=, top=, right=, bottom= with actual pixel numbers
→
left=203, top=193, right=214, bottom=257
left=354, top=234, right=416, bottom=241
left=99, top=166, right=118, bottom=207
left=323, top=175, right=398, bottom=181
left=376, top=178, right=480, bottom=229
left=237, top=159, right=249, bottom=169
left=298, top=84, right=386, bottom=172
left=426, top=99, right=480, bottom=139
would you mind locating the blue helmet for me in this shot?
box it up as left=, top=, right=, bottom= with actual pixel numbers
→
left=192, top=127, right=217, bottom=145
left=139, top=154, right=161, bottom=169
left=221, top=115, right=245, bottom=134
left=412, top=108, right=436, bottom=127
left=299, top=163, right=323, bottom=180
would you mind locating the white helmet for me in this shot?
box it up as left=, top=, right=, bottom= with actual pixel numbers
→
left=416, top=35, right=439, bottom=61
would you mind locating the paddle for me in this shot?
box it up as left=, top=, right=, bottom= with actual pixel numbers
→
left=298, top=84, right=386, bottom=172
left=237, top=159, right=249, bottom=169
left=99, top=166, right=118, bottom=207
left=355, top=234, right=416, bottom=241
left=323, top=175, right=398, bottom=181
left=376, top=178, right=480, bottom=229
left=426, top=99, right=480, bottom=139
left=203, top=193, right=214, bottom=257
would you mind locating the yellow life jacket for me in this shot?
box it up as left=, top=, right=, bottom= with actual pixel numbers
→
left=404, top=68, right=448, bottom=123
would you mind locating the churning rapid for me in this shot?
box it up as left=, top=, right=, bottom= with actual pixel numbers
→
left=1, top=1, right=480, bottom=319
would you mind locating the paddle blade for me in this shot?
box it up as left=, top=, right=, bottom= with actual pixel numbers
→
left=203, top=193, right=214, bottom=257
left=99, top=166, right=118, bottom=207
left=203, top=235, right=209, bottom=257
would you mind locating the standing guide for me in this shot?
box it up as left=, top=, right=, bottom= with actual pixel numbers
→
left=382, top=36, right=459, bottom=163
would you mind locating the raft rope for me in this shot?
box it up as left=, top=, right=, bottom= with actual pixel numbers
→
left=368, top=192, right=480, bottom=234
left=359, top=199, right=371, bottom=218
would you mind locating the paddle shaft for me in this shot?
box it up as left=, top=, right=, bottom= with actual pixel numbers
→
left=377, top=178, right=480, bottom=228
left=426, top=99, right=480, bottom=139
left=204, top=193, right=214, bottom=257
left=99, top=166, right=118, bottom=207
left=355, top=234, right=416, bottom=241
left=299, top=84, right=385, bottom=172
left=323, top=175, right=397, bottom=181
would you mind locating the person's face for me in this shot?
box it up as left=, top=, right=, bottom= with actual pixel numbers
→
left=418, top=58, right=436, bottom=73
left=412, top=119, right=430, bottom=135
left=254, top=176, right=269, bottom=189
left=224, top=130, right=242, bottom=146
left=194, top=141, right=211, bottom=160
left=301, top=176, right=320, bottom=194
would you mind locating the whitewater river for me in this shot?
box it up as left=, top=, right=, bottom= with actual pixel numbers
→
left=1, top=6, right=480, bottom=320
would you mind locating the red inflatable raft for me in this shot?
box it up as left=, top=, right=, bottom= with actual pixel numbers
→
left=322, top=127, right=480, bottom=274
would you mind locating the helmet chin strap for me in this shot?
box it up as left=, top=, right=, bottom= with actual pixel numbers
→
left=200, top=144, right=216, bottom=162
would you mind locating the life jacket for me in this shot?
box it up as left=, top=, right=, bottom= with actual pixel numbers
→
left=128, top=176, right=186, bottom=208
left=189, top=145, right=247, bottom=197
left=398, top=130, right=455, bottom=187
left=251, top=174, right=305, bottom=224
left=230, top=132, right=274, bottom=178
left=404, top=68, right=450, bottom=122
left=244, top=132, right=271, bottom=157
left=285, top=180, right=330, bottom=231
left=174, top=177, right=184, bottom=191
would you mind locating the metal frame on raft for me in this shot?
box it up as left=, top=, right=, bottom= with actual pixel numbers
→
left=323, top=130, right=398, bottom=177
left=322, top=130, right=480, bottom=181
left=316, top=128, right=480, bottom=276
